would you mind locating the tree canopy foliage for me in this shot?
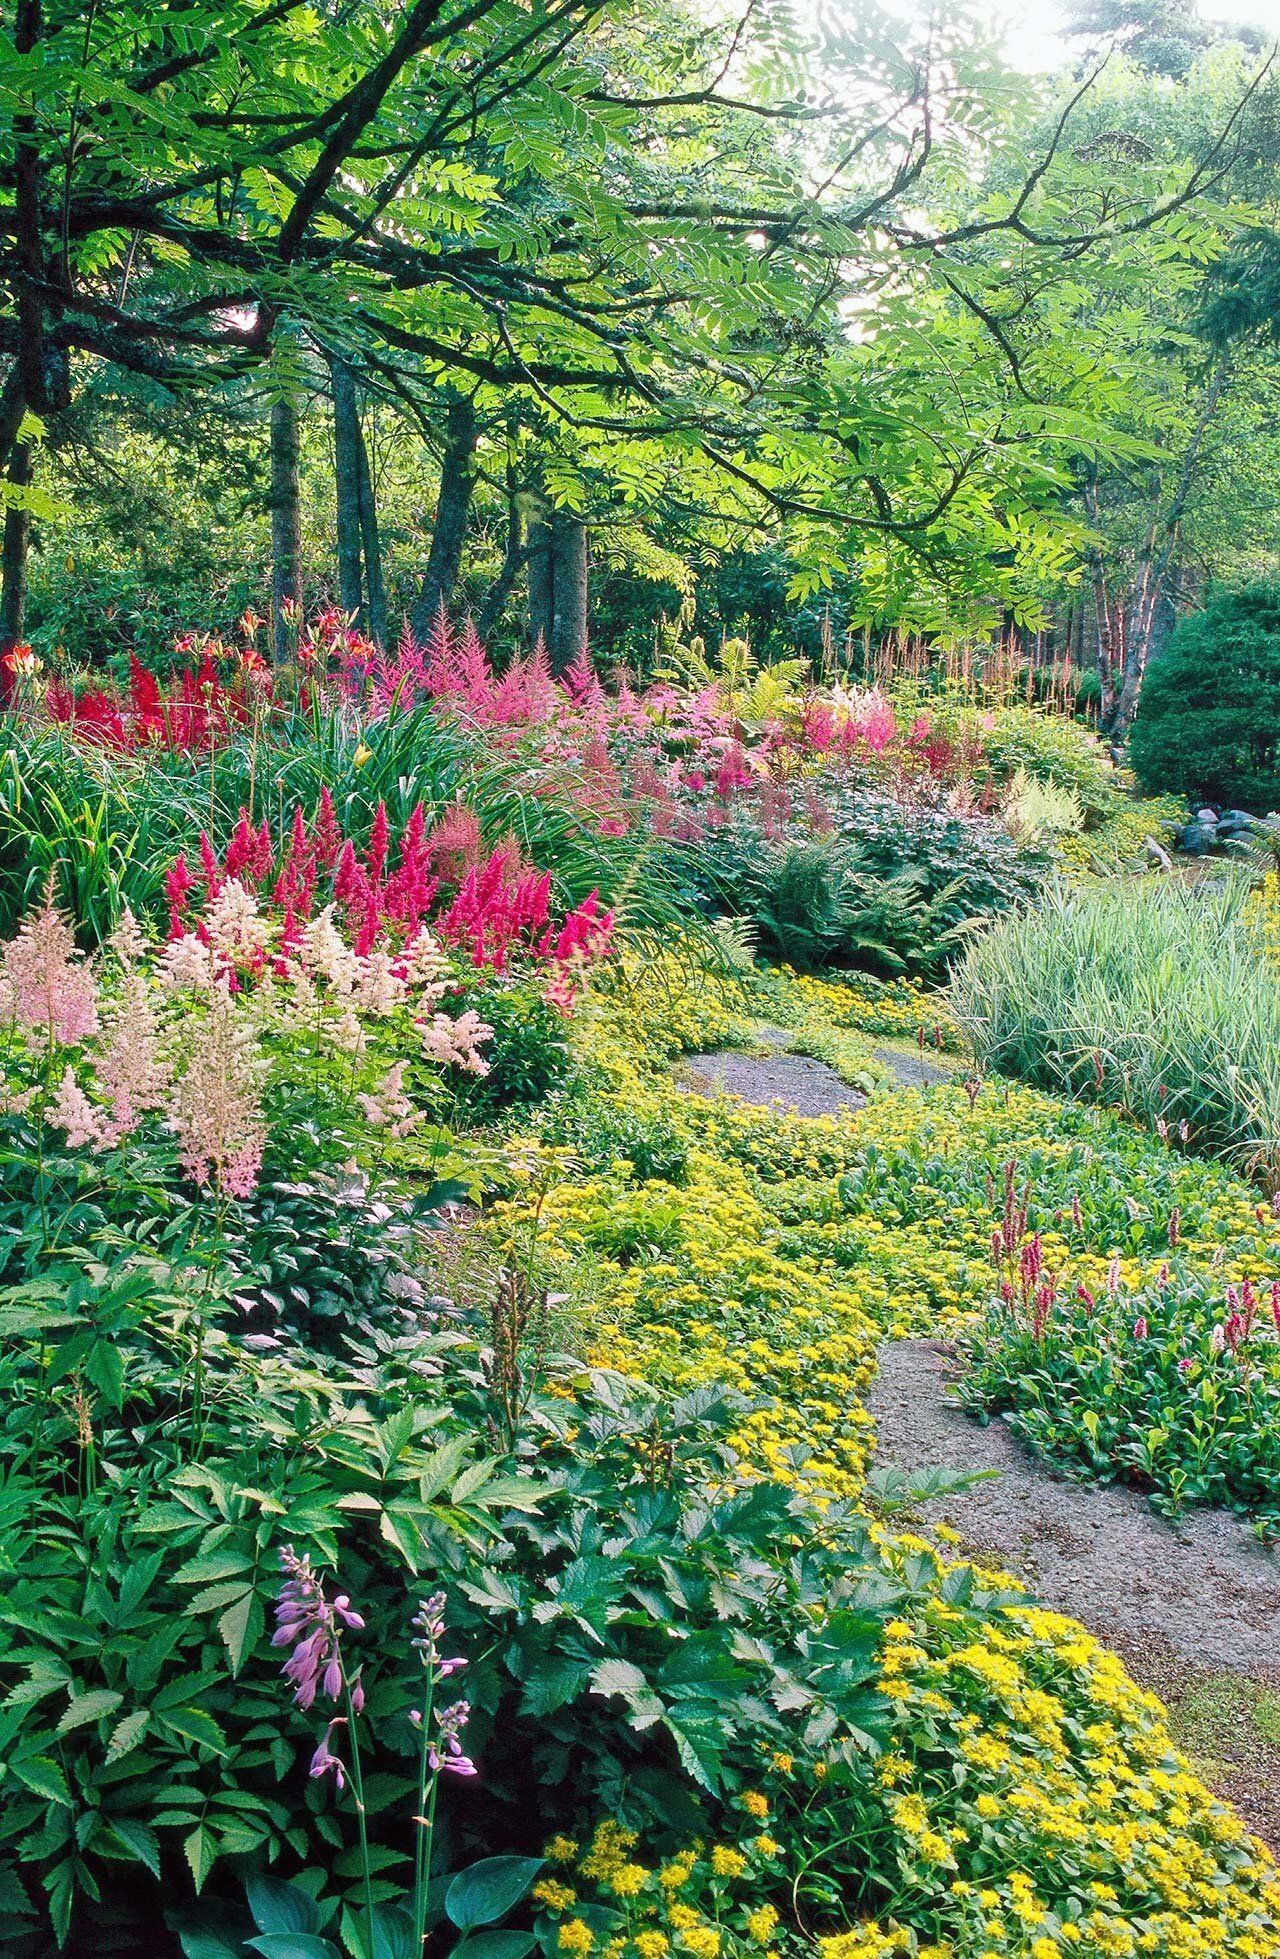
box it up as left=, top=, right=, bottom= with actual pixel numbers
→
left=2, top=0, right=1279, bottom=668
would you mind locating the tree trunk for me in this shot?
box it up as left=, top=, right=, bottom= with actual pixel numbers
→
left=5, top=0, right=44, bottom=482
left=331, top=356, right=365, bottom=623
left=548, top=510, right=588, bottom=674
left=0, top=442, right=32, bottom=662
left=409, top=395, right=476, bottom=641
left=1108, top=361, right=1231, bottom=746
left=269, top=393, right=303, bottom=662
left=527, top=511, right=553, bottom=651
left=356, top=424, right=387, bottom=651
left=476, top=481, right=524, bottom=645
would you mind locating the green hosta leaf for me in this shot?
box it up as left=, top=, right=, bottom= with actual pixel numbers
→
left=247, top=1877, right=322, bottom=1936
left=246, top=1938, right=340, bottom=1959
left=456, top=1936, right=538, bottom=1959
left=445, top=1857, right=544, bottom=1931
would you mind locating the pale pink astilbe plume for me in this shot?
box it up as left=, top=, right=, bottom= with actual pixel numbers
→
left=160, top=932, right=218, bottom=994
left=356, top=1060, right=423, bottom=1138
left=2, top=895, right=99, bottom=1045
left=419, top=1008, right=492, bottom=1076
left=49, top=1067, right=113, bottom=1152
left=170, top=989, right=265, bottom=1198
left=109, top=906, right=149, bottom=966
left=97, top=974, right=173, bottom=1139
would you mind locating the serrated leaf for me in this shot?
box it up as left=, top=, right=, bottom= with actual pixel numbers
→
left=57, top=1688, right=123, bottom=1734
left=107, top=1709, right=152, bottom=1763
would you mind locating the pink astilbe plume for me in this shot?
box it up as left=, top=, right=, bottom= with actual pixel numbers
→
left=2, top=891, right=99, bottom=1045
left=49, top=1067, right=112, bottom=1151
left=169, top=988, right=265, bottom=1198
left=97, top=974, right=173, bottom=1139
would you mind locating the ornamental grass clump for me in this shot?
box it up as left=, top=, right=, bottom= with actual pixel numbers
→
left=951, top=876, right=1280, bottom=1180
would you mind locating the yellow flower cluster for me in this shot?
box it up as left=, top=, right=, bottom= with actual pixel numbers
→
left=1247, top=869, right=1280, bottom=967
left=538, top=1823, right=784, bottom=1959
left=826, top=1599, right=1280, bottom=1956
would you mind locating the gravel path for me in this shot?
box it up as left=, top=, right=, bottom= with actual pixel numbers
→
left=870, top=1338, right=1280, bottom=1843
left=673, top=1034, right=1280, bottom=1840
left=679, top=1030, right=956, bottom=1116
left=681, top=1048, right=868, bottom=1116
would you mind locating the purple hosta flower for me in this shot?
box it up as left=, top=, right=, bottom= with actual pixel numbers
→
left=1106, top=1256, right=1121, bottom=1302
left=1209, top=1323, right=1227, bottom=1355
left=1177, top=1357, right=1195, bottom=1376
left=430, top=1698, right=477, bottom=1777
left=1168, top=1206, right=1181, bottom=1249
left=310, top=1717, right=348, bottom=1790
left=1076, top=1283, right=1097, bottom=1315
left=273, top=1546, right=365, bottom=1711
left=1133, top=1317, right=1148, bottom=1340
left=411, top=1591, right=469, bottom=1679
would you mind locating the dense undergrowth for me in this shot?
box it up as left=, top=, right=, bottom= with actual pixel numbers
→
left=1, top=629, right=1278, bottom=1958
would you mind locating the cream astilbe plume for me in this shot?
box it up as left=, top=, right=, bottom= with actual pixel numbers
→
left=160, top=933, right=218, bottom=993
left=300, top=907, right=360, bottom=996
left=419, top=1009, right=493, bottom=1077
left=170, top=989, right=265, bottom=1198
left=401, top=927, right=453, bottom=1007
left=2, top=891, right=98, bottom=1045
left=109, top=906, right=149, bottom=965
left=49, top=1067, right=112, bottom=1151
left=205, top=878, right=270, bottom=973
left=98, top=973, right=173, bottom=1138
left=354, top=948, right=406, bottom=1018
left=355, top=1060, right=423, bottom=1138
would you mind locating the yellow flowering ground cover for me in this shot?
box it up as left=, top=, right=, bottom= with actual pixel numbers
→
left=502, top=963, right=1280, bottom=1957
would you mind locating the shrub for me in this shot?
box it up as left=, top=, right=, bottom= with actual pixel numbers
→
left=951, top=875, right=1280, bottom=1176
left=975, top=703, right=1120, bottom=828
left=1130, top=583, right=1280, bottom=812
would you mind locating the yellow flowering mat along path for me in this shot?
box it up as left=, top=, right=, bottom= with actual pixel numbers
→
left=680, top=1032, right=1280, bottom=1849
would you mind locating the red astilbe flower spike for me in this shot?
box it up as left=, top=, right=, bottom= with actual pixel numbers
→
left=198, top=831, right=223, bottom=901
left=310, top=785, right=342, bottom=871
left=382, top=802, right=438, bottom=934
left=128, top=655, right=165, bottom=739
left=165, top=853, right=198, bottom=940
left=366, top=801, right=390, bottom=883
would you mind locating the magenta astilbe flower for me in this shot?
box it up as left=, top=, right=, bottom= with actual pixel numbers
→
left=3, top=895, right=98, bottom=1046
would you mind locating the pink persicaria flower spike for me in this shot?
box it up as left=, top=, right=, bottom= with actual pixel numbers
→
left=2, top=890, right=99, bottom=1046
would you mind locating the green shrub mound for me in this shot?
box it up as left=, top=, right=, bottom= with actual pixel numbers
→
left=1130, top=583, right=1280, bottom=813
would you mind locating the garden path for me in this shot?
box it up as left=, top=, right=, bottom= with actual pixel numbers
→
left=676, top=1034, right=1280, bottom=1847
left=680, top=1025, right=955, bottom=1115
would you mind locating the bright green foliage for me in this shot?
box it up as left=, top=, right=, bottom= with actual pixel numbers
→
left=1130, top=584, right=1280, bottom=810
